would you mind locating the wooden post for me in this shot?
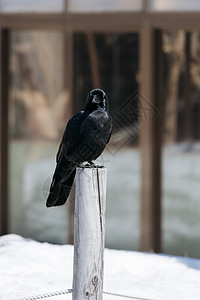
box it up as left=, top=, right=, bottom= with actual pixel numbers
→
left=73, top=167, right=107, bottom=300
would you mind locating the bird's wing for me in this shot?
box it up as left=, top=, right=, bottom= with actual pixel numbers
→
left=56, top=142, right=65, bottom=163
left=56, top=110, right=85, bottom=164
left=47, top=111, right=86, bottom=208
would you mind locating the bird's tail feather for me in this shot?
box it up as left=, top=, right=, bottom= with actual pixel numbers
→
left=46, top=166, right=76, bottom=207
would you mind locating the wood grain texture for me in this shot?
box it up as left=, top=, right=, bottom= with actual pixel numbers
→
left=73, top=167, right=107, bottom=300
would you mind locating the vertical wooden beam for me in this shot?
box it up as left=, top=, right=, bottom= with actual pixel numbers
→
left=139, top=24, right=162, bottom=252
left=184, top=31, right=192, bottom=141
left=66, top=30, right=75, bottom=244
left=0, top=29, right=9, bottom=235
left=65, top=31, right=74, bottom=117
left=86, top=33, right=101, bottom=88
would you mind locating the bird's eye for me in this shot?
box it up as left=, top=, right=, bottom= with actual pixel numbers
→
left=92, top=94, right=101, bottom=104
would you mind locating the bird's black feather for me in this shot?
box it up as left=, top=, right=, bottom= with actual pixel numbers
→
left=46, top=89, right=112, bottom=207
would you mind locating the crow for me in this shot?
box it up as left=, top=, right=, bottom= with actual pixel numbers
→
left=46, top=88, right=112, bottom=207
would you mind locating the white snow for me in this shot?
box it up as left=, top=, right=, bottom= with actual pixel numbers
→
left=0, top=234, right=200, bottom=300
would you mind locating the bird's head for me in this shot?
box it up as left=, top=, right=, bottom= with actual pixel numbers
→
left=86, top=88, right=109, bottom=111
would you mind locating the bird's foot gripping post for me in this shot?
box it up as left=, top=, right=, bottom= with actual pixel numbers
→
left=73, top=167, right=107, bottom=300
left=78, top=162, right=104, bottom=169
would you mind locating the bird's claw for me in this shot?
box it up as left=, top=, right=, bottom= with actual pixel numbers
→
left=77, top=162, right=96, bottom=168
left=78, top=162, right=104, bottom=169
left=85, top=162, right=104, bottom=168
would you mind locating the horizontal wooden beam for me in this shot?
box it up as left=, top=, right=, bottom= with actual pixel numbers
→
left=67, top=13, right=143, bottom=32
left=0, top=14, right=66, bottom=30
left=149, top=12, right=200, bottom=30
left=1, top=12, right=200, bottom=31
left=0, top=12, right=143, bottom=31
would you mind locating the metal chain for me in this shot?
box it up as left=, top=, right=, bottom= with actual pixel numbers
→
left=13, top=289, right=73, bottom=300
left=14, top=289, right=158, bottom=300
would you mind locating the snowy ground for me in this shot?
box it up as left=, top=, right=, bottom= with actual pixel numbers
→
left=0, top=234, right=200, bottom=300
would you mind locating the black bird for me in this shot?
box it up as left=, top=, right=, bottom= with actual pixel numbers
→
left=46, top=88, right=112, bottom=207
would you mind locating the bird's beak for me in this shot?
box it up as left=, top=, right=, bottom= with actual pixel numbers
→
left=92, top=95, right=101, bottom=104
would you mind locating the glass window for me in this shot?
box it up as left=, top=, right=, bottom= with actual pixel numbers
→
left=0, top=0, right=64, bottom=13
left=74, top=33, right=140, bottom=250
left=68, top=0, right=143, bottom=13
left=8, top=31, right=70, bottom=244
left=149, top=0, right=200, bottom=12
left=8, top=30, right=141, bottom=250
left=162, top=30, right=200, bottom=258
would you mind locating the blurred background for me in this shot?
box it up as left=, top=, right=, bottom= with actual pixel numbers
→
left=1, top=0, right=200, bottom=258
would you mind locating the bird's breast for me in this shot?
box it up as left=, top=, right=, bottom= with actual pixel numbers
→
left=87, top=110, right=110, bottom=127
left=80, top=110, right=111, bottom=142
